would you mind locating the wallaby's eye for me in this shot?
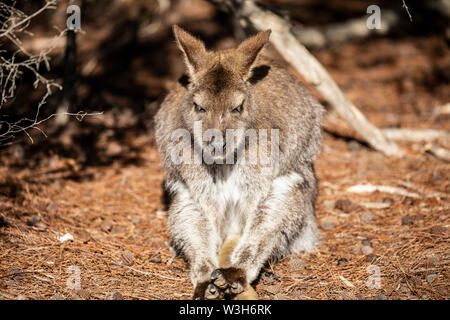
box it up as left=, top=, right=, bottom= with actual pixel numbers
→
left=232, top=103, right=243, bottom=114
left=194, top=103, right=206, bottom=113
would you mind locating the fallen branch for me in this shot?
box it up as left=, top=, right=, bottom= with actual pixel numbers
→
left=402, top=0, right=413, bottom=22
left=207, top=0, right=404, bottom=157
left=293, top=10, right=399, bottom=49
left=347, top=184, right=421, bottom=198
left=382, top=128, right=450, bottom=142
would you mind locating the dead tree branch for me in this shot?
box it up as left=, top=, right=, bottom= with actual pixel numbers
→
left=381, top=128, right=450, bottom=142
left=207, top=0, right=404, bottom=157
left=293, top=10, right=399, bottom=49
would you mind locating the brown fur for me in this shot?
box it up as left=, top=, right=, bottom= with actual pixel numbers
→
left=155, top=25, right=323, bottom=300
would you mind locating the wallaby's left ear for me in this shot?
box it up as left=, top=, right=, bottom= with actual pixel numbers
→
left=237, top=29, right=271, bottom=78
left=173, top=25, right=207, bottom=76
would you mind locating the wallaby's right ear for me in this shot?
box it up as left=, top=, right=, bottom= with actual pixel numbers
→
left=173, top=25, right=206, bottom=76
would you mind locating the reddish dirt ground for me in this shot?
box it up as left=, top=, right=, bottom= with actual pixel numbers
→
left=0, top=1, right=449, bottom=300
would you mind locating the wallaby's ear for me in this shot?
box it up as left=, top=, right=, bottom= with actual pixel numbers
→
left=237, top=29, right=271, bottom=78
left=173, top=25, right=207, bottom=75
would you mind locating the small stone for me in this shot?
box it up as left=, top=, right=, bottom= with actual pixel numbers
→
left=320, top=219, right=336, bottom=230
left=74, top=230, right=91, bottom=243
left=50, top=294, right=66, bottom=300
left=382, top=197, right=395, bottom=204
left=362, top=239, right=372, bottom=247
left=16, top=294, right=27, bottom=300
left=360, top=211, right=372, bottom=223
left=430, top=226, right=445, bottom=234
left=323, top=200, right=335, bottom=209
left=121, top=250, right=134, bottom=266
left=0, top=215, right=9, bottom=228
left=26, top=215, right=40, bottom=226
left=426, top=274, right=438, bottom=284
left=361, top=245, right=373, bottom=255
left=376, top=294, right=387, bottom=300
left=335, top=198, right=356, bottom=213
left=150, top=254, right=162, bottom=263
left=57, top=233, right=74, bottom=242
left=337, top=258, right=348, bottom=265
left=401, top=215, right=414, bottom=226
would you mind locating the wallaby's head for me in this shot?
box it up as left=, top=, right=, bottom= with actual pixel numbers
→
left=173, top=25, right=271, bottom=162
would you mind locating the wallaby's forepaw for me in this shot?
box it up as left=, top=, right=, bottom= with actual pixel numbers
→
left=208, top=267, right=247, bottom=299
left=193, top=268, right=256, bottom=300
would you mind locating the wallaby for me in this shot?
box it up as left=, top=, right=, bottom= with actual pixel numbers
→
left=155, top=25, right=323, bottom=300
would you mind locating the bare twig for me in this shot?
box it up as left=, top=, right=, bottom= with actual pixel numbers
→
left=402, top=0, right=413, bottom=22
left=0, top=1, right=100, bottom=145
left=346, top=184, right=421, bottom=198
left=382, top=128, right=450, bottom=142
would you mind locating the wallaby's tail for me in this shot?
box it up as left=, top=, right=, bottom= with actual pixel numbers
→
left=219, top=235, right=258, bottom=300
left=219, top=235, right=240, bottom=268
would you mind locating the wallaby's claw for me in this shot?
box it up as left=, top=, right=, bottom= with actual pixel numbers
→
left=230, top=280, right=244, bottom=294
left=205, top=283, right=221, bottom=300
left=211, top=269, right=227, bottom=289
